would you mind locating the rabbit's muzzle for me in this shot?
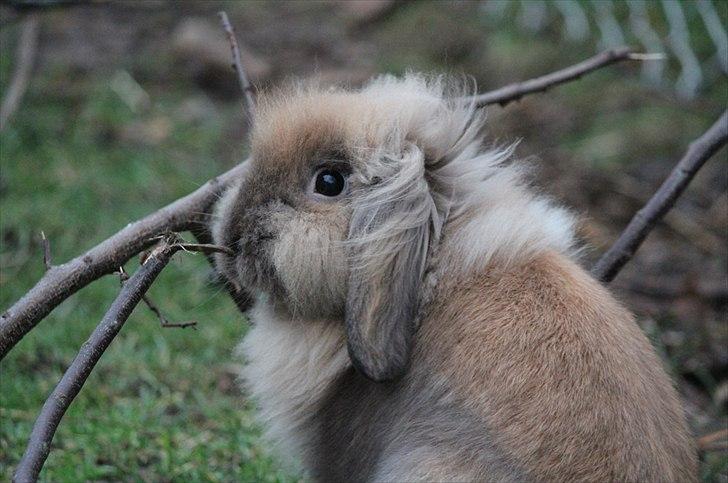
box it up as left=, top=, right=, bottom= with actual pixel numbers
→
left=231, top=201, right=293, bottom=300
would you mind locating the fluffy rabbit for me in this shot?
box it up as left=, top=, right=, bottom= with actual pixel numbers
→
left=212, top=75, right=697, bottom=482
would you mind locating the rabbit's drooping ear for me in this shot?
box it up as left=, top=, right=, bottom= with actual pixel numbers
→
left=345, top=147, right=442, bottom=382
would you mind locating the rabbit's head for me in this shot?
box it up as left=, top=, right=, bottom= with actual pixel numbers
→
left=213, top=75, right=502, bottom=381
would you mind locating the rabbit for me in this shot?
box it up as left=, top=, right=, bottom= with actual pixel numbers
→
left=211, top=74, right=698, bottom=482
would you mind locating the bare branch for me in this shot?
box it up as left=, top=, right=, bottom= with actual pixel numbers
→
left=218, top=11, right=255, bottom=122
left=13, top=240, right=182, bottom=483
left=0, top=162, right=250, bottom=360
left=117, top=266, right=197, bottom=330
left=592, top=110, right=728, bottom=283
left=697, top=428, right=728, bottom=452
left=147, top=302, right=197, bottom=329
left=40, top=231, right=51, bottom=271
left=0, top=14, right=40, bottom=132
left=143, top=235, right=236, bottom=257
left=470, top=47, right=641, bottom=107
left=177, top=242, right=235, bottom=257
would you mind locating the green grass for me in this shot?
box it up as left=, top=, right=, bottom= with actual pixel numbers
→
left=0, top=63, right=296, bottom=482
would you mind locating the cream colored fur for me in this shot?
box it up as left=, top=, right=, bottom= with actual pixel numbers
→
left=237, top=299, right=350, bottom=470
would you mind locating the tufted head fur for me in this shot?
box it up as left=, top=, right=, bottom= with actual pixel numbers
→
left=212, top=74, right=575, bottom=382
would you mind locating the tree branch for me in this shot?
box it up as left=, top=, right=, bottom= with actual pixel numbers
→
left=0, top=13, right=40, bottom=132
left=592, top=110, right=728, bottom=283
left=470, top=47, right=643, bottom=107
left=0, top=162, right=249, bottom=360
left=218, top=11, right=255, bottom=122
left=117, top=266, right=197, bottom=330
left=13, top=240, right=182, bottom=483
left=697, top=428, right=728, bottom=452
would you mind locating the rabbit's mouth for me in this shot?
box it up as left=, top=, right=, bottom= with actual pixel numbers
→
left=233, top=229, right=288, bottom=301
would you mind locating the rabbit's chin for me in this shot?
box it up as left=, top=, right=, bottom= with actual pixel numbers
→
left=231, top=253, right=284, bottom=303
left=247, top=286, right=346, bottom=322
left=266, top=275, right=347, bottom=321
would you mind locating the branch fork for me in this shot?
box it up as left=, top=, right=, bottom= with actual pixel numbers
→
left=13, top=236, right=233, bottom=482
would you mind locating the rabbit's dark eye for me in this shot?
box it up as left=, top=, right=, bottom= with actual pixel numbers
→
left=314, top=169, right=346, bottom=197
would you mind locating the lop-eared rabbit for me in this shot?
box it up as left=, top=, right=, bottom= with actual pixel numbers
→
left=212, top=75, right=697, bottom=482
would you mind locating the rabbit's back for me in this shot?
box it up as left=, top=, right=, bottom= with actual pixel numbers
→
left=411, top=250, right=698, bottom=482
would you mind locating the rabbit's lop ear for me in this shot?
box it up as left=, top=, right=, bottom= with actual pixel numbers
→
left=345, top=149, right=441, bottom=382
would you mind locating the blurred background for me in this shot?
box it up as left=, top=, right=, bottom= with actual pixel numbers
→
left=0, top=0, right=726, bottom=481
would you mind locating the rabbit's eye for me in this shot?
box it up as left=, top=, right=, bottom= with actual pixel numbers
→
left=314, top=169, right=346, bottom=197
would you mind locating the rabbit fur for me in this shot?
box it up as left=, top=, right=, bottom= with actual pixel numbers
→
left=211, top=74, right=697, bottom=482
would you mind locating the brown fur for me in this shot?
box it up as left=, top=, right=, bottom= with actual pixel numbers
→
left=297, top=251, right=697, bottom=482
left=415, top=251, right=698, bottom=482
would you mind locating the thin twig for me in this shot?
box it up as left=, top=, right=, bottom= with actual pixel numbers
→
left=592, top=110, right=728, bottom=283
left=144, top=234, right=235, bottom=257
left=697, top=428, right=728, bottom=452
left=0, top=161, right=250, bottom=360
left=218, top=11, right=255, bottom=122
left=0, top=14, right=40, bottom=132
left=470, top=47, right=639, bottom=107
left=145, top=298, right=197, bottom=329
left=196, top=9, right=258, bottom=311
left=13, top=240, right=182, bottom=483
left=40, top=231, right=51, bottom=271
left=117, top=267, right=197, bottom=330
left=179, top=243, right=235, bottom=257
